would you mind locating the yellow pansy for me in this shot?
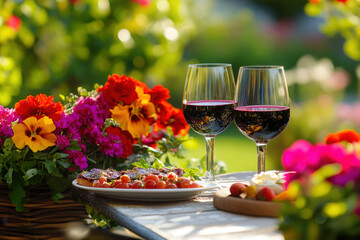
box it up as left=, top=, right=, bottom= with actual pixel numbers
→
left=110, top=87, right=155, bottom=139
left=12, top=116, right=57, bottom=152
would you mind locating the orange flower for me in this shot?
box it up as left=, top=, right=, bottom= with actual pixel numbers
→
left=325, top=130, right=360, bottom=144
left=110, top=87, right=155, bottom=138
left=12, top=116, right=57, bottom=152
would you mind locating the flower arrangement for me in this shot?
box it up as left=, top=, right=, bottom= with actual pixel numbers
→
left=0, top=73, right=189, bottom=211
left=279, top=129, right=360, bottom=239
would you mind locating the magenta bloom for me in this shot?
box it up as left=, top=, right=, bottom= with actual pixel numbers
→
left=0, top=106, right=18, bottom=139
left=132, top=0, right=150, bottom=6
left=65, top=149, right=88, bottom=170
left=282, top=140, right=360, bottom=188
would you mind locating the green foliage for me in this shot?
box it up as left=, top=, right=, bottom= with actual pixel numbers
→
left=0, top=0, right=195, bottom=106
left=305, top=0, right=360, bottom=61
left=131, top=156, right=202, bottom=180
left=0, top=138, right=75, bottom=211
left=85, top=204, right=119, bottom=228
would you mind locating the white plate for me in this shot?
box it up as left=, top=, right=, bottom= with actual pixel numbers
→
left=72, top=180, right=217, bottom=201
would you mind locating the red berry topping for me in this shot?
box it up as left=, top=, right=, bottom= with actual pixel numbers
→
left=255, top=187, right=276, bottom=201
left=145, top=180, right=157, bottom=189
left=230, top=183, right=248, bottom=197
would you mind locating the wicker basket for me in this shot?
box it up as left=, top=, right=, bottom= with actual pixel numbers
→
left=0, top=184, right=88, bottom=240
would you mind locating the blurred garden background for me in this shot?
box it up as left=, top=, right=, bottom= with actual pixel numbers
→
left=1, top=0, right=359, bottom=173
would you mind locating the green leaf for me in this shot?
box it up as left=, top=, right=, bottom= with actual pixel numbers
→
left=53, top=152, right=69, bottom=159
left=67, top=140, right=81, bottom=151
left=132, top=158, right=151, bottom=169
left=23, top=168, right=37, bottom=181
left=5, top=167, right=13, bottom=184
left=164, top=156, right=172, bottom=167
left=52, top=192, right=63, bottom=203
left=50, top=168, right=63, bottom=177
left=21, top=160, right=36, bottom=171
left=152, top=158, right=164, bottom=169
left=22, top=147, right=30, bottom=160
left=57, top=159, right=70, bottom=168
left=184, top=168, right=201, bottom=180
left=9, top=175, right=26, bottom=212
left=3, top=138, right=14, bottom=155
left=44, top=160, right=55, bottom=173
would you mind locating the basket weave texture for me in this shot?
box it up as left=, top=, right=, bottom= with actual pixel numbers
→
left=0, top=183, right=88, bottom=240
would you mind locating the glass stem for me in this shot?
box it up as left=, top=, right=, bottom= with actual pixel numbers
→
left=256, top=142, right=267, bottom=173
left=205, top=136, right=216, bottom=182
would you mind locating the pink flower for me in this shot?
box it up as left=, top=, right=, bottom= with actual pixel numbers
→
left=132, top=0, right=150, bottom=7
left=6, top=15, right=21, bottom=31
left=282, top=140, right=360, bottom=187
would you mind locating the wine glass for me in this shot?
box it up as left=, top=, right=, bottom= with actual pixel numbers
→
left=182, top=63, right=235, bottom=182
left=234, top=66, right=290, bottom=173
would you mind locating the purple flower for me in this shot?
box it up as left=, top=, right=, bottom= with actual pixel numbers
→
left=65, top=149, right=88, bottom=170
left=56, top=135, right=71, bottom=149
left=73, top=96, right=110, bottom=127
left=0, top=106, right=18, bottom=138
left=99, top=132, right=124, bottom=158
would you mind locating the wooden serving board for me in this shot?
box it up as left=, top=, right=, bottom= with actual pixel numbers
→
left=213, top=187, right=282, bottom=218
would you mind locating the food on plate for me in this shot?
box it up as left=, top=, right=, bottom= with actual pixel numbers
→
left=76, top=168, right=121, bottom=187
left=255, top=187, right=276, bottom=201
left=250, top=170, right=285, bottom=195
left=229, top=182, right=248, bottom=197
left=76, top=167, right=202, bottom=189
left=229, top=170, right=292, bottom=202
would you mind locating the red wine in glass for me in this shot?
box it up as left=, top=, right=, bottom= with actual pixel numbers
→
left=234, top=65, right=290, bottom=173
left=183, top=63, right=235, bottom=181
left=183, top=100, right=234, bottom=136
left=234, top=105, right=290, bottom=143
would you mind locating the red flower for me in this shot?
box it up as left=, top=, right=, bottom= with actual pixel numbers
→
left=151, top=85, right=170, bottom=104
left=325, top=130, right=360, bottom=144
left=156, top=101, right=174, bottom=123
left=166, top=108, right=190, bottom=136
left=98, top=74, right=137, bottom=106
left=106, top=126, right=134, bottom=158
left=98, top=74, right=151, bottom=107
left=6, top=15, right=21, bottom=31
left=336, top=0, right=347, bottom=3
left=156, top=102, right=189, bottom=136
left=15, top=94, right=64, bottom=121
